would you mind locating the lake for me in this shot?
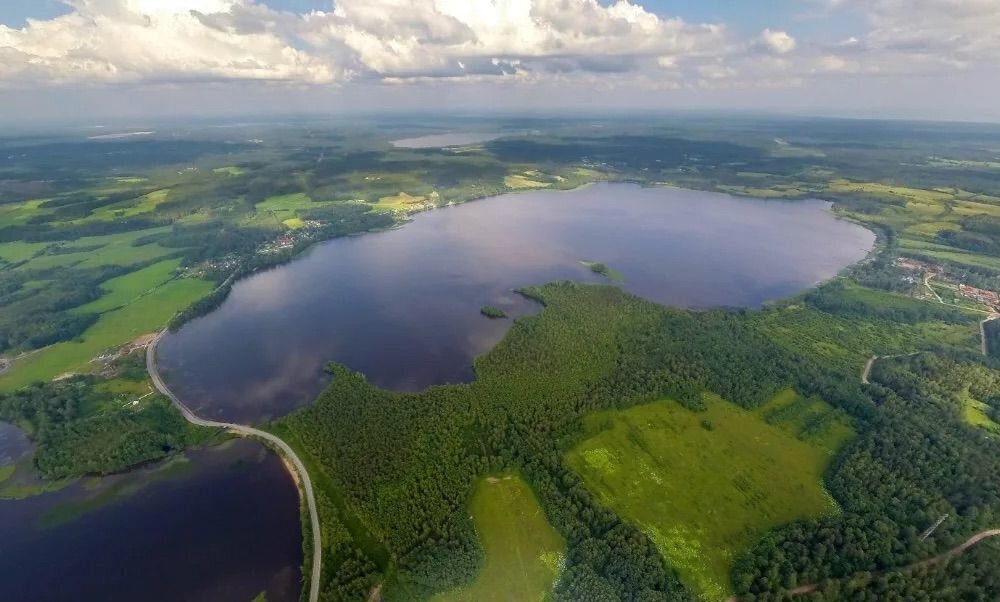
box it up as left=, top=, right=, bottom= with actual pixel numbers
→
left=0, top=421, right=31, bottom=467
left=0, top=440, right=302, bottom=602
left=158, top=183, right=874, bottom=423
left=391, top=132, right=502, bottom=148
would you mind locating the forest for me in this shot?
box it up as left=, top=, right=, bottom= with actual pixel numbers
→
left=275, top=275, right=999, bottom=601
left=0, top=358, right=215, bottom=479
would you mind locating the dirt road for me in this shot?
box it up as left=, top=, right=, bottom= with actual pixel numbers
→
left=146, top=331, right=322, bottom=602
left=724, top=528, right=1000, bottom=602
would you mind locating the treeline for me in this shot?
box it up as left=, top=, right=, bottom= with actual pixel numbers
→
left=0, top=372, right=213, bottom=479
left=28, top=188, right=160, bottom=223
left=986, top=319, right=1000, bottom=360
left=804, top=281, right=969, bottom=325
left=936, top=214, right=1000, bottom=256
left=732, top=353, right=1000, bottom=596
left=747, top=539, right=1000, bottom=602
left=0, top=216, right=168, bottom=243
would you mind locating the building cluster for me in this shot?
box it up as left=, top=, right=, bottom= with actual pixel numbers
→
left=893, top=258, right=942, bottom=274
left=258, top=223, right=321, bottom=255
left=959, top=284, right=1000, bottom=311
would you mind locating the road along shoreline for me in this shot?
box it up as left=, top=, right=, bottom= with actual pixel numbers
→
left=146, top=330, right=322, bottom=602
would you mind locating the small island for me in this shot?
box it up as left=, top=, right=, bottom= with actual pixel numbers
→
left=480, top=305, right=507, bottom=319
left=580, top=260, right=623, bottom=282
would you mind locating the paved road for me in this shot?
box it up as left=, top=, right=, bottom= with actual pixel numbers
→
left=146, top=331, right=322, bottom=602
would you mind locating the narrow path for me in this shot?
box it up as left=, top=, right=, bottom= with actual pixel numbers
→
left=861, top=355, right=877, bottom=384
left=860, top=352, right=920, bottom=385
left=924, top=272, right=943, bottom=304
left=146, top=331, right=322, bottom=602
left=724, top=528, right=1000, bottom=602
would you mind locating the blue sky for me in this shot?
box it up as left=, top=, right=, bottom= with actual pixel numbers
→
left=0, top=0, right=69, bottom=27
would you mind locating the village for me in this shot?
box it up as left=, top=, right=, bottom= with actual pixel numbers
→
left=894, top=257, right=1000, bottom=314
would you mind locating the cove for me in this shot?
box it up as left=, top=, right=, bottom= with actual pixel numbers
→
left=158, top=183, right=875, bottom=423
left=0, top=440, right=303, bottom=602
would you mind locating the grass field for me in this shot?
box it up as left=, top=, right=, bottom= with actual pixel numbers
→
left=256, top=193, right=320, bottom=220
left=505, top=174, right=550, bottom=189
left=0, top=199, right=52, bottom=228
left=213, top=166, right=245, bottom=176
left=0, top=241, right=49, bottom=263
left=73, top=259, right=181, bottom=314
left=374, top=191, right=432, bottom=212
left=0, top=277, right=212, bottom=390
left=964, top=396, right=1000, bottom=434
left=566, top=391, right=853, bottom=600
left=431, top=474, right=565, bottom=602
left=14, top=227, right=176, bottom=271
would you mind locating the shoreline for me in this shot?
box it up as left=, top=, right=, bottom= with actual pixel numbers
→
left=145, top=331, right=323, bottom=602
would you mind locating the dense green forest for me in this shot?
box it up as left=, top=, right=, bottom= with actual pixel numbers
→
left=0, top=357, right=215, bottom=479
left=759, top=539, right=1000, bottom=602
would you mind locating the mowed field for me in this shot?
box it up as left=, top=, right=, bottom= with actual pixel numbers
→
left=0, top=276, right=212, bottom=390
left=432, top=474, right=565, bottom=602
left=566, top=390, right=854, bottom=600
left=72, top=258, right=182, bottom=314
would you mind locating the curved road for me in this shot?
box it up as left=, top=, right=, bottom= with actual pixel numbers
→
left=146, top=331, right=322, bottom=602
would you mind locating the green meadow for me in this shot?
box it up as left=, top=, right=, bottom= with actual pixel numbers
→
left=566, top=391, right=854, bottom=600
left=432, top=474, right=565, bottom=602
left=14, top=227, right=176, bottom=271
left=0, top=276, right=212, bottom=390
left=964, top=396, right=1000, bottom=434
left=73, top=258, right=181, bottom=314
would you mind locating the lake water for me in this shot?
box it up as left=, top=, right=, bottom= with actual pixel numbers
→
left=0, top=421, right=31, bottom=466
left=391, top=132, right=501, bottom=148
left=159, top=183, right=874, bottom=423
left=0, top=440, right=302, bottom=602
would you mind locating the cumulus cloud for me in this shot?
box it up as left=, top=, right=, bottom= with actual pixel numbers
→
left=816, top=0, right=1000, bottom=73
left=0, top=0, right=994, bottom=94
left=0, top=0, right=736, bottom=87
left=757, top=29, right=797, bottom=54
left=0, top=0, right=338, bottom=85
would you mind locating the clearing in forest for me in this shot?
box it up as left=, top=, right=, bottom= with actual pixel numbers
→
left=432, top=474, right=565, bottom=602
left=565, top=390, right=854, bottom=601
